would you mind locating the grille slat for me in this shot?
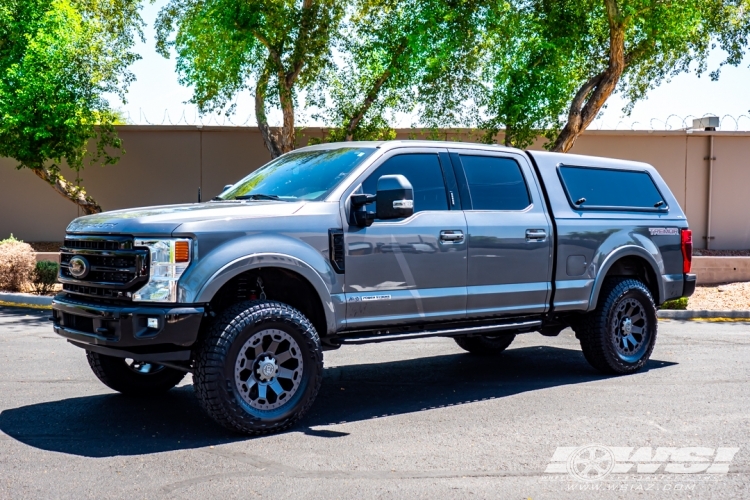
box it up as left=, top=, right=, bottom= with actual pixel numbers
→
left=60, top=235, right=148, bottom=300
left=64, top=239, right=123, bottom=251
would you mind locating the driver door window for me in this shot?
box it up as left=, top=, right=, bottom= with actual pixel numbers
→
left=362, top=154, right=449, bottom=217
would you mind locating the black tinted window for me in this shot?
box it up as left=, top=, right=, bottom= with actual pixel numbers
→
left=363, top=154, right=448, bottom=212
left=559, top=166, right=665, bottom=210
left=460, top=155, right=530, bottom=210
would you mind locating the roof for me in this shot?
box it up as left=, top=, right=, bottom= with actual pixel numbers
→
left=295, top=140, right=523, bottom=155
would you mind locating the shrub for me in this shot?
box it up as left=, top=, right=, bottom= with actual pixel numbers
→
left=661, top=297, right=688, bottom=310
left=32, top=260, right=59, bottom=295
left=0, top=234, right=21, bottom=244
left=0, top=235, right=36, bottom=292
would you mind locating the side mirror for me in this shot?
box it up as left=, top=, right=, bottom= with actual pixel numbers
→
left=222, top=184, right=233, bottom=192
left=376, top=175, right=414, bottom=220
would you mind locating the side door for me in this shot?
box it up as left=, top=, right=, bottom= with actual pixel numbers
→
left=344, top=148, right=468, bottom=329
left=448, top=150, right=553, bottom=318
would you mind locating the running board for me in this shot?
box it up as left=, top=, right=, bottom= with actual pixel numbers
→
left=335, top=320, right=542, bottom=345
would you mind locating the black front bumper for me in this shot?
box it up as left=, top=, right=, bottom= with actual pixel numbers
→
left=51, top=294, right=204, bottom=350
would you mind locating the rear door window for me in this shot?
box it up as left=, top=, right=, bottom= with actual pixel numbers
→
left=558, top=165, right=666, bottom=211
left=458, top=155, right=531, bottom=210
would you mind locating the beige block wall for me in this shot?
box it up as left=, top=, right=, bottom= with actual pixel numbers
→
left=81, top=129, right=202, bottom=211
left=709, top=136, right=750, bottom=250
left=3, top=126, right=750, bottom=250
left=200, top=128, right=274, bottom=200
left=692, top=257, right=750, bottom=285
left=0, top=157, right=78, bottom=242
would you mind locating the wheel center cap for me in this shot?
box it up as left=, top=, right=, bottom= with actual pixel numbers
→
left=257, top=356, right=278, bottom=381
left=622, top=317, right=633, bottom=335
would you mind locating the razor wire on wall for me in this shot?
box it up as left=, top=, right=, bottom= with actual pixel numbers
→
left=125, top=109, right=750, bottom=131
left=592, top=113, right=750, bottom=131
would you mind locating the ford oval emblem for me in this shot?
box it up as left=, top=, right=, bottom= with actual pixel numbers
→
left=68, top=256, right=90, bottom=279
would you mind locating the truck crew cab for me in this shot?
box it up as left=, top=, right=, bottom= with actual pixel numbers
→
left=51, top=141, right=696, bottom=435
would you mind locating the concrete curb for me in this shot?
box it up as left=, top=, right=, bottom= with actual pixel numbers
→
left=0, top=292, right=53, bottom=307
left=658, top=309, right=750, bottom=319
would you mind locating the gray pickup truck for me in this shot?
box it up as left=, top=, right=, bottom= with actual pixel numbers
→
left=52, top=140, right=696, bottom=435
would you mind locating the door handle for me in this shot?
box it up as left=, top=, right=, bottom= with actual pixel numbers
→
left=525, top=229, right=547, bottom=242
left=440, top=230, right=464, bottom=243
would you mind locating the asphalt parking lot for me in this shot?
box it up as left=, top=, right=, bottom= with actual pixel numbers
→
left=0, top=307, right=748, bottom=499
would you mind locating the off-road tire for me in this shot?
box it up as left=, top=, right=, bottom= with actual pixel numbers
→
left=454, top=333, right=516, bottom=355
left=573, top=278, right=658, bottom=375
left=193, top=300, right=323, bottom=435
left=86, top=351, right=186, bottom=395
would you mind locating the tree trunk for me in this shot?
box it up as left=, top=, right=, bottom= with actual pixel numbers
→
left=252, top=0, right=314, bottom=158
left=254, top=62, right=284, bottom=158
left=278, top=74, right=297, bottom=154
left=343, top=42, right=408, bottom=141
left=551, top=0, right=626, bottom=153
left=31, top=165, right=102, bottom=214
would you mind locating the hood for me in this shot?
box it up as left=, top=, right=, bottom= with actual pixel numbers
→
left=66, top=201, right=306, bottom=235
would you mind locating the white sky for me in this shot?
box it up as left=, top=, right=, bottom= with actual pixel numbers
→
left=115, top=0, right=750, bottom=130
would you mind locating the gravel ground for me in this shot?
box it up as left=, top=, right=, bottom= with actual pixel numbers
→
left=688, top=282, right=750, bottom=310
left=693, top=250, right=750, bottom=256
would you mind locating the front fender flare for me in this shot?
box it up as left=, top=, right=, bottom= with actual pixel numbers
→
left=193, top=253, right=337, bottom=335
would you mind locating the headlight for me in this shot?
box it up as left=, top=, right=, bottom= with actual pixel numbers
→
left=133, top=239, right=192, bottom=302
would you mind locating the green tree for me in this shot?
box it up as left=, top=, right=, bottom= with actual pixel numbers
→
left=308, top=0, right=485, bottom=142
left=479, top=0, right=750, bottom=150
left=0, top=0, right=142, bottom=214
left=156, top=0, right=344, bottom=158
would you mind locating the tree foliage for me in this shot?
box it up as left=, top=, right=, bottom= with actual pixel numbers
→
left=156, top=0, right=344, bottom=158
left=308, top=0, right=485, bottom=142
left=477, top=0, right=750, bottom=150
left=156, top=0, right=750, bottom=155
left=0, top=0, right=142, bottom=213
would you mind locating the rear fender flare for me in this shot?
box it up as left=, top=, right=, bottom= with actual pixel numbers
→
left=588, top=244, right=664, bottom=311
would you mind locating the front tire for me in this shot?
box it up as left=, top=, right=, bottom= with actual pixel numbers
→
left=454, top=333, right=516, bottom=355
left=193, top=300, right=323, bottom=435
left=86, top=352, right=186, bottom=395
left=573, top=278, right=658, bottom=374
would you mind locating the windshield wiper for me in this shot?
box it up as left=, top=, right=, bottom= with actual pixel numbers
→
left=235, top=193, right=281, bottom=201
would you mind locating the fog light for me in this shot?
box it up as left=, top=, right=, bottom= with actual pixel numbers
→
left=147, top=318, right=159, bottom=329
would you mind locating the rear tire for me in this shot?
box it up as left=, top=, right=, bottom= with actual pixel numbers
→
left=454, top=333, right=516, bottom=355
left=193, top=300, right=323, bottom=435
left=573, top=278, right=657, bottom=374
left=86, top=351, right=186, bottom=395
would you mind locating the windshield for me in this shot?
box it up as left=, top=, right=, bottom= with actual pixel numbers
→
left=217, top=147, right=376, bottom=201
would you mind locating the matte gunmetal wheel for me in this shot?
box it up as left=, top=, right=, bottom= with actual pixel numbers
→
left=194, top=300, right=323, bottom=435
left=233, top=328, right=305, bottom=411
left=573, top=278, right=657, bottom=374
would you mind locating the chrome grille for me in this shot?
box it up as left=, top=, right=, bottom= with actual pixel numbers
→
left=59, top=235, right=149, bottom=300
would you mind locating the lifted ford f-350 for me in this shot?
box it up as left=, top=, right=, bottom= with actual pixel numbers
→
left=52, top=141, right=696, bottom=435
